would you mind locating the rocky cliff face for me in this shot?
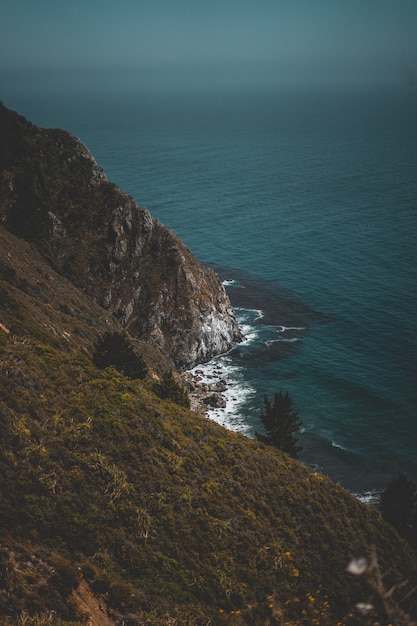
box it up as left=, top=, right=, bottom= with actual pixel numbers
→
left=0, top=102, right=241, bottom=367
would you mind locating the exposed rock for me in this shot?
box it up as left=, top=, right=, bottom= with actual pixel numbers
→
left=182, top=370, right=228, bottom=413
left=202, top=392, right=227, bottom=409
left=0, top=102, right=242, bottom=367
left=72, top=581, right=115, bottom=626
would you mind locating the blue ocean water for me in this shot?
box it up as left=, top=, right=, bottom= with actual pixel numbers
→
left=9, top=88, right=417, bottom=497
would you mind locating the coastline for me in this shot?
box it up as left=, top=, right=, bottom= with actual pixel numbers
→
left=182, top=368, right=228, bottom=415
left=182, top=347, right=255, bottom=436
left=182, top=356, right=385, bottom=508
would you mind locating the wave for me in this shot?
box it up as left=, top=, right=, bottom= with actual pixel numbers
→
left=239, top=324, right=260, bottom=345
left=276, top=326, right=306, bottom=333
left=331, top=440, right=348, bottom=452
left=353, top=490, right=382, bottom=506
left=188, top=356, right=256, bottom=435
left=265, top=338, right=300, bottom=347
left=302, top=430, right=360, bottom=462
left=235, top=306, right=264, bottom=321
left=235, top=307, right=265, bottom=344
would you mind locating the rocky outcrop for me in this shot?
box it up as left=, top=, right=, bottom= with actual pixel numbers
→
left=182, top=370, right=228, bottom=413
left=0, top=102, right=241, bottom=367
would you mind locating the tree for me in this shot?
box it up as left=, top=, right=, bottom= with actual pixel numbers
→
left=153, top=370, right=190, bottom=408
left=256, top=391, right=302, bottom=458
left=380, top=473, right=417, bottom=546
left=93, top=332, right=147, bottom=379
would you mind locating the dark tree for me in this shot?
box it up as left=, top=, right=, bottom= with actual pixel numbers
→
left=153, top=370, right=190, bottom=408
left=380, top=473, right=417, bottom=546
left=256, top=391, right=302, bottom=458
left=93, top=332, right=147, bottom=380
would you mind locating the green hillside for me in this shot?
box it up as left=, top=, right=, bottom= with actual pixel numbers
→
left=1, top=229, right=417, bottom=625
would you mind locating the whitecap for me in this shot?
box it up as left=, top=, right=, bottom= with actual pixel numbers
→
left=235, top=306, right=264, bottom=321
left=237, top=321, right=260, bottom=346
left=276, top=325, right=306, bottom=333
left=331, top=440, right=348, bottom=451
left=265, top=338, right=300, bottom=347
left=353, top=490, right=382, bottom=506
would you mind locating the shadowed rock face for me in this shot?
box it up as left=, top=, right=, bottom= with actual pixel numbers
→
left=0, top=102, right=241, bottom=367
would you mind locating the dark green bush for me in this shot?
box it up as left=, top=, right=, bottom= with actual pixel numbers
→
left=81, top=563, right=112, bottom=594
left=108, top=580, right=136, bottom=610
left=380, top=473, right=417, bottom=546
left=152, top=370, right=190, bottom=408
left=93, top=332, right=147, bottom=379
left=49, top=555, right=80, bottom=597
left=256, top=391, right=302, bottom=458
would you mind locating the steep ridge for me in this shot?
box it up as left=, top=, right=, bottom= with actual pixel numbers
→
left=0, top=102, right=241, bottom=368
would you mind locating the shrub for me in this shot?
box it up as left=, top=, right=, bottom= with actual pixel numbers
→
left=49, top=555, right=80, bottom=597
left=256, top=391, right=302, bottom=458
left=380, top=473, right=417, bottom=546
left=108, top=580, right=136, bottom=610
left=93, top=332, right=147, bottom=379
left=152, top=371, right=190, bottom=408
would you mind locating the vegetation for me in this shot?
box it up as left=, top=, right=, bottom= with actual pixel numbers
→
left=256, top=391, right=303, bottom=458
left=346, top=546, right=417, bottom=625
left=1, top=229, right=417, bottom=625
left=152, top=369, right=191, bottom=408
left=380, top=473, right=417, bottom=548
left=93, top=331, right=148, bottom=379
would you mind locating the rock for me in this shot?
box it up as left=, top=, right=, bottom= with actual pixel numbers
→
left=214, top=380, right=227, bottom=392
left=181, top=371, right=228, bottom=414
left=0, top=103, right=242, bottom=369
left=202, top=393, right=227, bottom=409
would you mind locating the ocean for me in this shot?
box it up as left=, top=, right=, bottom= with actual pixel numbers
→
left=8, top=87, right=417, bottom=500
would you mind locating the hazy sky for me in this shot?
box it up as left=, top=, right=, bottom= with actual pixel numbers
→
left=1, top=0, right=417, bottom=95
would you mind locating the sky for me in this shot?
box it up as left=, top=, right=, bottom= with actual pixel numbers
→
left=1, top=0, right=417, bottom=97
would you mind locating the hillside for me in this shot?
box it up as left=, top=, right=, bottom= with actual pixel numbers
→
left=1, top=104, right=417, bottom=625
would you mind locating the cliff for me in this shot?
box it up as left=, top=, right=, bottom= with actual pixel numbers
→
left=0, top=102, right=241, bottom=368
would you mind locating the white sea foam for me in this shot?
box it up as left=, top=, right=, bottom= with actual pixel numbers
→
left=276, top=326, right=306, bottom=333
left=240, top=325, right=259, bottom=344
left=222, top=279, right=236, bottom=286
left=235, top=307, right=265, bottom=344
left=188, top=306, right=304, bottom=435
left=331, top=440, right=348, bottom=451
left=188, top=355, right=256, bottom=435
left=265, top=338, right=300, bottom=347
left=235, top=306, right=264, bottom=321
left=353, top=490, right=382, bottom=506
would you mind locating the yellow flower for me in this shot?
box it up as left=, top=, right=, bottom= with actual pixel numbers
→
left=293, top=568, right=300, bottom=577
